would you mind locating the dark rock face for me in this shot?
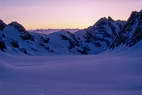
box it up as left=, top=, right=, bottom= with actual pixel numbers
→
left=110, top=10, right=142, bottom=48
left=125, top=11, right=142, bottom=47
left=75, top=17, right=126, bottom=54
left=11, top=41, right=19, bottom=48
left=20, top=33, right=34, bottom=41
left=0, top=41, right=6, bottom=51
left=0, top=20, right=7, bottom=31
left=89, top=17, right=125, bottom=44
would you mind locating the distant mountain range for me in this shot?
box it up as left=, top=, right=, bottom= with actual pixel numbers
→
left=0, top=10, right=142, bottom=55
left=30, top=29, right=80, bottom=34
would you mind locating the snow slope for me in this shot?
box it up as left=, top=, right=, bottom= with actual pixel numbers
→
left=0, top=50, right=142, bottom=95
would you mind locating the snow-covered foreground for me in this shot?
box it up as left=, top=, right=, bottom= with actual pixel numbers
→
left=0, top=54, right=142, bottom=95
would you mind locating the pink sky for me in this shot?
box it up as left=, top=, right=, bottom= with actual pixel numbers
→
left=0, top=0, right=142, bottom=29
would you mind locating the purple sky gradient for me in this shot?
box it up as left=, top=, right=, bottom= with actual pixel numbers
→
left=0, top=0, right=142, bottom=29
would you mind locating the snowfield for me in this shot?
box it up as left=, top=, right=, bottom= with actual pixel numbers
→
left=1, top=10, right=142, bottom=95
left=0, top=52, right=142, bottom=95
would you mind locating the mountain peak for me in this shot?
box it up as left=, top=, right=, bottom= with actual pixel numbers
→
left=8, top=21, right=26, bottom=32
left=108, top=16, right=114, bottom=21
left=94, top=17, right=114, bottom=27
left=128, top=10, right=142, bottom=21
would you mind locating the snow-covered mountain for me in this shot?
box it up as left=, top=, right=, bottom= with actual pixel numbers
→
left=0, top=10, right=142, bottom=55
left=110, top=10, right=142, bottom=48
left=74, top=17, right=126, bottom=54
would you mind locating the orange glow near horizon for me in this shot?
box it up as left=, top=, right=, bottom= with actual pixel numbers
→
left=0, top=0, right=142, bottom=29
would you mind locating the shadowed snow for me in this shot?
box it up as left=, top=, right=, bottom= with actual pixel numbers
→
left=0, top=54, right=142, bottom=95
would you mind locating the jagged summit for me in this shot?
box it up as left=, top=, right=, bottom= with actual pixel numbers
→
left=0, top=10, right=142, bottom=55
left=110, top=10, right=142, bottom=48
left=124, top=10, right=142, bottom=46
left=94, top=17, right=112, bottom=26
left=127, top=10, right=142, bottom=21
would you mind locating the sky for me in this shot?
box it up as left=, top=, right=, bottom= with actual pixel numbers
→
left=0, top=0, right=142, bottom=29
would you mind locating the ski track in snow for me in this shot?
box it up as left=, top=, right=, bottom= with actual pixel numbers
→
left=0, top=54, right=142, bottom=95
